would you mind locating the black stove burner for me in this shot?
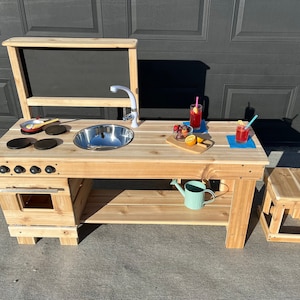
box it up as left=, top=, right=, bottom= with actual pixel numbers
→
left=34, top=138, right=58, bottom=150
left=45, top=125, right=67, bottom=135
left=7, top=138, right=33, bottom=149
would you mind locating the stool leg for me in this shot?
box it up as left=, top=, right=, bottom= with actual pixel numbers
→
left=59, top=237, right=78, bottom=245
left=269, top=205, right=285, bottom=234
left=291, top=203, right=300, bottom=219
left=17, top=236, right=37, bottom=244
left=262, top=187, right=272, bottom=214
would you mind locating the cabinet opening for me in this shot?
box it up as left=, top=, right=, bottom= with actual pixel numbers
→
left=18, top=194, right=53, bottom=209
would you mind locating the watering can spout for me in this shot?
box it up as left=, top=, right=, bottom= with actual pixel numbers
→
left=170, top=179, right=185, bottom=198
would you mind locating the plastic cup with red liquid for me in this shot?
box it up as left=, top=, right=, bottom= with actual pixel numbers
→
left=190, top=104, right=202, bottom=129
left=235, top=125, right=250, bottom=143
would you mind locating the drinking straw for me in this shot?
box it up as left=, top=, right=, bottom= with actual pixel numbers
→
left=245, top=114, right=258, bottom=129
left=195, top=96, right=199, bottom=107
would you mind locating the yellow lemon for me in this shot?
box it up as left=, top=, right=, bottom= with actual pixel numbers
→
left=196, top=137, right=204, bottom=144
left=237, top=120, right=244, bottom=125
left=193, top=107, right=198, bottom=114
left=185, top=135, right=197, bottom=146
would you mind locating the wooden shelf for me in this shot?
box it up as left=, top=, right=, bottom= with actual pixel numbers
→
left=80, top=189, right=232, bottom=226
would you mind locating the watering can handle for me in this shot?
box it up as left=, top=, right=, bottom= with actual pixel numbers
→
left=203, top=189, right=216, bottom=205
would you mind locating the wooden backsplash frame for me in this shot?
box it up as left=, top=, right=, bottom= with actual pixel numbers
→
left=2, top=37, right=139, bottom=119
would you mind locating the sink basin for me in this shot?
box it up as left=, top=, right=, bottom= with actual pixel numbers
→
left=73, top=124, right=134, bottom=150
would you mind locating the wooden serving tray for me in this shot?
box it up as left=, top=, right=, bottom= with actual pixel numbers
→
left=166, top=135, right=214, bottom=153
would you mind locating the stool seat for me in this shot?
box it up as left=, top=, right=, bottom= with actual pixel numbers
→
left=258, top=167, right=300, bottom=243
left=267, top=168, right=300, bottom=201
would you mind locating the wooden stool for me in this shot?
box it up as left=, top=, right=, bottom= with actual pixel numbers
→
left=258, top=168, right=300, bottom=243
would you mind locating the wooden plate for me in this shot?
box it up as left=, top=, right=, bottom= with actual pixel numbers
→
left=166, top=135, right=213, bottom=153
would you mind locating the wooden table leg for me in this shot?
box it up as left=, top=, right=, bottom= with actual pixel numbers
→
left=225, top=179, right=256, bottom=248
left=17, top=237, right=37, bottom=244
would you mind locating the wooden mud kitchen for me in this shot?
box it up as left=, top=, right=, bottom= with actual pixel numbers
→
left=0, top=38, right=269, bottom=249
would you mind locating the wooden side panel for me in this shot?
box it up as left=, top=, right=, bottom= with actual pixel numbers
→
left=0, top=193, right=21, bottom=211
left=72, top=179, right=93, bottom=224
left=2, top=210, right=76, bottom=226
left=69, top=178, right=85, bottom=202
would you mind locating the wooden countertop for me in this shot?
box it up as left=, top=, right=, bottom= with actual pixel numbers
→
left=0, top=119, right=269, bottom=179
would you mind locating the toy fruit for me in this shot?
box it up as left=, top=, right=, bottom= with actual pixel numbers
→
left=196, top=137, right=204, bottom=144
left=185, top=135, right=197, bottom=146
left=181, top=127, right=188, bottom=137
left=173, top=124, right=192, bottom=140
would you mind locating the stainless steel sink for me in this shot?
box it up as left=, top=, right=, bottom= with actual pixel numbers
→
left=73, top=124, right=134, bottom=150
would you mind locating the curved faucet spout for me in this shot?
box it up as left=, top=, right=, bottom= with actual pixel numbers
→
left=110, top=85, right=138, bottom=128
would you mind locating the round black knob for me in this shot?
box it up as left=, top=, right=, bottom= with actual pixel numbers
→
left=45, top=165, right=56, bottom=174
left=0, top=165, right=10, bottom=174
left=14, top=165, right=25, bottom=174
left=30, top=166, right=41, bottom=174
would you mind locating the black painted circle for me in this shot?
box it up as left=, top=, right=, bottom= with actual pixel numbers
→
left=7, top=138, right=32, bottom=149
left=34, top=139, right=58, bottom=150
left=45, top=125, right=67, bottom=135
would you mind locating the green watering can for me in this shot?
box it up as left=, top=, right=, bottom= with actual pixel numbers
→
left=170, top=179, right=216, bottom=210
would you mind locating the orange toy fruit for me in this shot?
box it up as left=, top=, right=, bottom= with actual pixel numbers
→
left=185, top=135, right=197, bottom=146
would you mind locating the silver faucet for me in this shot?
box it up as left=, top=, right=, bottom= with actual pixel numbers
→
left=110, top=85, right=139, bottom=128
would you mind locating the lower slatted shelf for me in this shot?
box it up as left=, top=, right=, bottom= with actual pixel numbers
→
left=80, top=189, right=232, bottom=226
